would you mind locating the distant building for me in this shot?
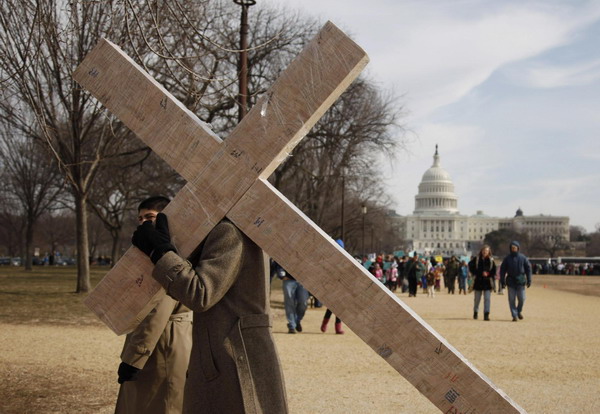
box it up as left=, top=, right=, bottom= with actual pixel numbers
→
left=395, top=146, right=569, bottom=257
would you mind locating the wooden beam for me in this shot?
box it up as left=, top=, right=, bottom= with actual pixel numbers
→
left=228, top=178, right=525, bottom=414
left=74, top=22, right=368, bottom=335
left=72, top=39, right=222, bottom=182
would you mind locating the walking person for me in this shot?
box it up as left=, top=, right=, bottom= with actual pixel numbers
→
left=275, top=262, right=309, bottom=334
left=426, top=268, right=436, bottom=298
left=385, top=260, right=398, bottom=292
left=406, top=254, right=425, bottom=297
left=469, top=245, right=496, bottom=321
left=320, top=239, right=345, bottom=334
left=397, top=256, right=408, bottom=293
left=500, top=241, right=532, bottom=322
left=496, top=265, right=504, bottom=295
left=444, top=256, right=460, bottom=294
left=320, top=308, right=345, bottom=334
left=458, top=260, right=468, bottom=295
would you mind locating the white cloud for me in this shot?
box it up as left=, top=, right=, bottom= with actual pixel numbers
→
left=289, top=0, right=600, bottom=118
left=512, top=59, right=600, bottom=88
left=382, top=4, right=600, bottom=118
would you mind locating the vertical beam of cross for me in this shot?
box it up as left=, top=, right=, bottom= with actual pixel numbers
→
left=74, top=22, right=525, bottom=414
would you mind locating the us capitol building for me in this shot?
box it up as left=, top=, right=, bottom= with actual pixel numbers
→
left=395, top=146, right=569, bottom=257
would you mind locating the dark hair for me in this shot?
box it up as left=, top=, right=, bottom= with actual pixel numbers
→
left=138, top=196, right=170, bottom=213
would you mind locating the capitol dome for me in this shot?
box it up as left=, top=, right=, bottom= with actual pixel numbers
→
left=414, top=145, right=459, bottom=214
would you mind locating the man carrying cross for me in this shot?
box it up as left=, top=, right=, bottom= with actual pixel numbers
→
left=132, top=211, right=288, bottom=413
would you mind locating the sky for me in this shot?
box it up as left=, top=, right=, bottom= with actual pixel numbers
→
left=272, top=0, right=600, bottom=232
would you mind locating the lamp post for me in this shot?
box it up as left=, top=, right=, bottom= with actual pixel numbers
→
left=361, top=204, right=367, bottom=260
left=340, top=172, right=345, bottom=242
left=233, top=0, right=256, bottom=122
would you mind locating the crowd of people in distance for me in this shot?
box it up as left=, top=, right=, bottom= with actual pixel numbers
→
left=533, top=261, right=600, bottom=275
left=362, top=242, right=534, bottom=322
left=362, top=253, right=476, bottom=297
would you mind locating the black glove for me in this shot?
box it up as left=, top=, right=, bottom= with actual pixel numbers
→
left=117, top=362, right=140, bottom=384
left=132, top=213, right=176, bottom=264
left=526, top=282, right=531, bottom=288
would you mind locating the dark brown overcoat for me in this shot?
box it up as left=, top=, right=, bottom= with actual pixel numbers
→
left=152, top=219, right=288, bottom=414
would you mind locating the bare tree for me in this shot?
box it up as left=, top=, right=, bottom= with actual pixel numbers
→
left=37, top=210, right=76, bottom=261
left=0, top=127, right=64, bottom=269
left=529, top=231, right=570, bottom=258
left=569, top=225, right=588, bottom=242
left=117, top=1, right=406, bottom=252
left=586, top=225, right=600, bottom=256
left=1, top=1, right=407, bottom=287
left=121, top=0, right=317, bottom=135
left=0, top=1, right=146, bottom=291
left=0, top=198, right=24, bottom=257
left=272, top=79, right=405, bottom=242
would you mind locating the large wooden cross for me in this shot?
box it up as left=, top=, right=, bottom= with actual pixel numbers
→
left=74, top=22, right=524, bottom=413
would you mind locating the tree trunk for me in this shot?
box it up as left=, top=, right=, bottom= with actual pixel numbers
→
left=24, top=217, right=34, bottom=271
left=110, top=229, right=121, bottom=269
left=75, top=193, right=91, bottom=293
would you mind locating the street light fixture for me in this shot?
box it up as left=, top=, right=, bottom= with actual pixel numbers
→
left=233, top=0, right=256, bottom=122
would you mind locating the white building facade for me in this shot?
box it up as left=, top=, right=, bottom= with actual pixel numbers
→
left=398, top=146, right=569, bottom=257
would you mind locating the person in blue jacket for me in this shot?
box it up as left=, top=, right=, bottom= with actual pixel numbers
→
left=500, top=241, right=532, bottom=322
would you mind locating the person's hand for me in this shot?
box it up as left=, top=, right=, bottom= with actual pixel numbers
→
left=132, top=213, right=176, bottom=264
left=502, top=284, right=506, bottom=289
left=526, top=281, right=531, bottom=288
left=117, top=362, right=140, bottom=384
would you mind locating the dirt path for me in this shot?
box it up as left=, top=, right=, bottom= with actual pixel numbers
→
left=1, top=278, right=599, bottom=413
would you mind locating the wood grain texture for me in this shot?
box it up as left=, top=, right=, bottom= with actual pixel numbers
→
left=72, top=38, right=222, bottom=182
left=76, top=22, right=368, bottom=334
left=228, top=178, right=526, bottom=414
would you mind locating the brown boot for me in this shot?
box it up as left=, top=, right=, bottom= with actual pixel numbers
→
left=335, top=322, right=345, bottom=334
left=320, top=317, right=330, bottom=333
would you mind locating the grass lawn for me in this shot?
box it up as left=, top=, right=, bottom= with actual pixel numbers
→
left=0, top=266, right=109, bottom=326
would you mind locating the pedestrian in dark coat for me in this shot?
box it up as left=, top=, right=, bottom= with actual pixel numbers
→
left=444, top=256, right=460, bottom=294
left=500, top=240, right=532, bottom=322
left=469, top=245, right=496, bottom=321
left=406, top=254, right=426, bottom=297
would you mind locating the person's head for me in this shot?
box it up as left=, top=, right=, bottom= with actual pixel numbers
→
left=137, top=196, right=170, bottom=224
left=479, top=245, right=491, bottom=258
left=510, top=241, right=520, bottom=254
